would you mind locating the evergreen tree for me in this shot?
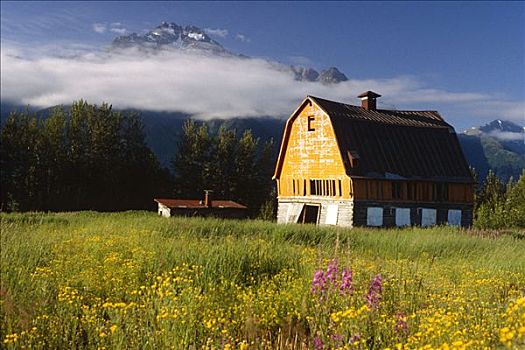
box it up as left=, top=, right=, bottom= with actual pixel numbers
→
left=505, top=170, right=525, bottom=227
left=1, top=101, right=171, bottom=212
left=171, top=122, right=276, bottom=217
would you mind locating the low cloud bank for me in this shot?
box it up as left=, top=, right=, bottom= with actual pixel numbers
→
left=487, top=130, right=524, bottom=142
left=1, top=44, right=523, bottom=125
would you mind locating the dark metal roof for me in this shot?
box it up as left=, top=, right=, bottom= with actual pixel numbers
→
left=154, top=198, right=247, bottom=209
left=309, top=96, right=474, bottom=183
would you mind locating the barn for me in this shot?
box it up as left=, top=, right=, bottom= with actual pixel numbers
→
left=273, top=91, right=475, bottom=227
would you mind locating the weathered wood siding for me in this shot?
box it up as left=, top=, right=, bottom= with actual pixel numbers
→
left=278, top=102, right=351, bottom=198
left=277, top=198, right=354, bottom=227
left=352, top=179, right=473, bottom=203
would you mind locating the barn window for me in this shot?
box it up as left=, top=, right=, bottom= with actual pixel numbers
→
left=310, top=180, right=316, bottom=195
left=303, top=179, right=307, bottom=196
left=292, top=179, right=296, bottom=195
left=395, top=208, right=411, bottom=227
left=447, top=209, right=462, bottom=226
left=421, top=208, right=437, bottom=226
left=367, top=207, right=383, bottom=227
left=307, top=116, right=315, bottom=131
left=339, top=180, right=342, bottom=196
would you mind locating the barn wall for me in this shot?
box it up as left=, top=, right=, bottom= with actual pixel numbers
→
left=352, top=200, right=473, bottom=227
left=352, top=179, right=474, bottom=203
left=278, top=102, right=351, bottom=199
left=277, top=198, right=354, bottom=227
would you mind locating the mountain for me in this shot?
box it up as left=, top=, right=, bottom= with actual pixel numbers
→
left=458, top=120, right=525, bottom=182
left=111, top=21, right=348, bottom=83
left=317, top=67, right=349, bottom=84
left=111, top=21, right=229, bottom=55
left=291, top=66, right=349, bottom=84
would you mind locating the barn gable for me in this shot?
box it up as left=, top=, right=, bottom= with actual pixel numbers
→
left=273, top=97, right=350, bottom=198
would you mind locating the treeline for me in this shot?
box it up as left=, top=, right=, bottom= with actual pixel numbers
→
left=473, top=169, right=525, bottom=229
left=1, top=101, right=171, bottom=211
left=0, top=101, right=275, bottom=216
left=172, top=120, right=275, bottom=217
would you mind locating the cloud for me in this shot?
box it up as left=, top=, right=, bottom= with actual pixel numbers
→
left=205, top=28, right=228, bottom=38
left=1, top=43, right=523, bottom=127
left=487, top=130, right=524, bottom=141
left=109, top=23, right=127, bottom=35
left=235, top=34, right=250, bottom=43
left=92, top=23, right=107, bottom=34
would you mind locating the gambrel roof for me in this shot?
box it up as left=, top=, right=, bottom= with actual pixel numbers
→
left=274, top=96, right=474, bottom=183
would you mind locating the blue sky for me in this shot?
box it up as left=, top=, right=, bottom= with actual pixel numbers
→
left=1, top=1, right=524, bottom=130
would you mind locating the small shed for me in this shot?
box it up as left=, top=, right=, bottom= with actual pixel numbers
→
left=154, top=191, right=247, bottom=219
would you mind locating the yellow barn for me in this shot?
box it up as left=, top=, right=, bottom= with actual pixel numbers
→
left=273, top=91, right=474, bottom=227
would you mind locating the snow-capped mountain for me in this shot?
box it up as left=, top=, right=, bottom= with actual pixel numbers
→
left=479, top=119, right=525, bottom=134
left=111, top=21, right=349, bottom=84
left=112, top=21, right=228, bottom=55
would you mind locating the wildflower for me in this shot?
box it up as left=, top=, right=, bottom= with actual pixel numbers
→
left=326, top=259, right=339, bottom=286
left=313, top=336, right=324, bottom=350
left=396, top=312, right=409, bottom=335
left=366, top=274, right=383, bottom=309
left=340, top=267, right=353, bottom=294
left=311, top=269, right=326, bottom=294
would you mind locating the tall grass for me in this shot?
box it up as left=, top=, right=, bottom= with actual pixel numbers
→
left=1, top=212, right=524, bottom=349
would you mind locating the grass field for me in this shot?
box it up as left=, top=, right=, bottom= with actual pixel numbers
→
left=1, top=212, right=524, bottom=349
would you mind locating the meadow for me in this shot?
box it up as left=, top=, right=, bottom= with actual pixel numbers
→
left=1, top=212, right=524, bottom=349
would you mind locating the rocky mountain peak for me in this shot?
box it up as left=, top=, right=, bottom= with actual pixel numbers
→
left=111, top=21, right=226, bottom=54
left=318, top=67, right=349, bottom=84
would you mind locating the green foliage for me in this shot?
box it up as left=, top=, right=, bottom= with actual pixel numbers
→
left=0, top=101, right=171, bottom=211
left=474, top=169, right=525, bottom=229
left=1, top=212, right=524, bottom=348
left=172, top=120, right=275, bottom=216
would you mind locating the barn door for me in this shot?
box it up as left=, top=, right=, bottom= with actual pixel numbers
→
left=299, top=204, right=320, bottom=224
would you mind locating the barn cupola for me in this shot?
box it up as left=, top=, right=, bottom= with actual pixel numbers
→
left=358, top=91, right=381, bottom=111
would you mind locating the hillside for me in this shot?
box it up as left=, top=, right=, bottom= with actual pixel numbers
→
left=458, top=120, right=525, bottom=182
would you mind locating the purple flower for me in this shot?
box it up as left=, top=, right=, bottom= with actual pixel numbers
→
left=395, top=312, right=408, bottom=335
left=331, top=333, right=343, bottom=346
left=366, top=274, right=383, bottom=309
left=339, top=267, right=353, bottom=295
left=326, top=259, right=339, bottom=286
left=311, top=269, right=326, bottom=294
left=313, top=336, right=324, bottom=350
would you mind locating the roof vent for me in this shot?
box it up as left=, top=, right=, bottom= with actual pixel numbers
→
left=358, top=91, right=381, bottom=111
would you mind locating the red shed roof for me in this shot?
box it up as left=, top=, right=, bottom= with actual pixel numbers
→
left=154, top=198, right=247, bottom=209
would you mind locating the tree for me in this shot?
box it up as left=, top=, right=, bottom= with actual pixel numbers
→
left=171, top=122, right=276, bottom=217
left=1, top=101, right=171, bottom=212
left=505, top=170, right=525, bottom=227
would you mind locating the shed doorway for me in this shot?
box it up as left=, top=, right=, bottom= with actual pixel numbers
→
left=299, top=204, right=320, bottom=224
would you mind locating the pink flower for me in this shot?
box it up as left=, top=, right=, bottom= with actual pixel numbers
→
left=311, top=269, right=326, bottom=294
left=340, top=267, right=353, bottom=295
left=366, top=274, right=383, bottom=309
